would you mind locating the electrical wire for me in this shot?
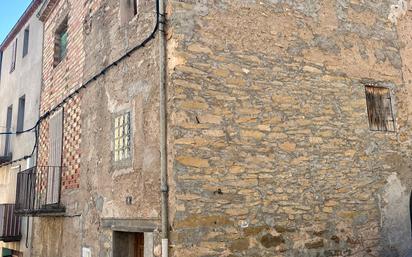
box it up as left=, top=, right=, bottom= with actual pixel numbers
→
left=0, top=0, right=160, bottom=167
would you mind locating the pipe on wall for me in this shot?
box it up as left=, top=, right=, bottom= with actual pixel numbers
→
left=159, top=0, right=169, bottom=256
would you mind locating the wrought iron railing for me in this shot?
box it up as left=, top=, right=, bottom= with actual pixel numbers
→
left=15, top=166, right=65, bottom=216
left=0, top=204, right=21, bottom=242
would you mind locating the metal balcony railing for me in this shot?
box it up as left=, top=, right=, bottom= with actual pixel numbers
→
left=0, top=204, right=21, bottom=242
left=15, top=166, right=65, bottom=216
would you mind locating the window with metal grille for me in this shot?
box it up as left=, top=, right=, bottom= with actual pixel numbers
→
left=54, top=18, right=68, bottom=66
left=114, top=112, right=131, bottom=162
left=365, top=86, right=395, bottom=132
left=10, top=39, right=17, bottom=72
left=23, top=27, right=29, bottom=58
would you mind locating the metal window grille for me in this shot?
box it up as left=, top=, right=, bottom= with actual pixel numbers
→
left=114, top=112, right=131, bottom=162
left=365, top=86, right=395, bottom=132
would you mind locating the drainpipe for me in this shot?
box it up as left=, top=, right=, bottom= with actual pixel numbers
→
left=159, top=0, right=169, bottom=256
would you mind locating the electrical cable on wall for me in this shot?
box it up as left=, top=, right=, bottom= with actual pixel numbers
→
left=0, top=0, right=160, bottom=168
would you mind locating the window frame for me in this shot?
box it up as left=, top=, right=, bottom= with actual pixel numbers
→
left=4, top=105, right=13, bottom=156
left=54, top=17, right=68, bottom=67
left=113, top=111, right=131, bottom=162
left=10, top=38, right=17, bottom=73
left=22, top=26, right=30, bottom=58
left=365, top=85, right=396, bottom=132
left=16, top=95, right=26, bottom=133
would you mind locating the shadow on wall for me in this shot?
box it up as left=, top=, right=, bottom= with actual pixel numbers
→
left=405, top=191, right=412, bottom=257
left=383, top=173, right=412, bottom=257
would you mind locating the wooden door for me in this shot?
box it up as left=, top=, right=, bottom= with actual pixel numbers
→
left=134, top=233, right=144, bottom=257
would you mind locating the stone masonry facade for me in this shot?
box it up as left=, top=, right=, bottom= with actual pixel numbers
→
left=26, top=0, right=412, bottom=257
left=168, top=0, right=412, bottom=257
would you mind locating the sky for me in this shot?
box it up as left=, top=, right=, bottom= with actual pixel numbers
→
left=0, top=1, right=32, bottom=44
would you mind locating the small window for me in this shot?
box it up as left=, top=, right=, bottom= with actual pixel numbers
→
left=365, top=86, right=395, bottom=132
left=16, top=95, right=25, bottom=133
left=23, top=27, right=30, bottom=57
left=120, top=0, right=139, bottom=25
left=114, top=112, right=131, bottom=162
left=10, top=39, right=17, bottom=72
left=54, top=18, right=68, bottom=66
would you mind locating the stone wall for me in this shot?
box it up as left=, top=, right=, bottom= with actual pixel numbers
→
left=78, top=0, right=163, bottom=255
left=168, top=1, right=412, bottom=256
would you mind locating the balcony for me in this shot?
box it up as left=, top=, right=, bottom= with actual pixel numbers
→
left=15, top=166, right=65, bottom=216
left=0, top=204, right=21, bottom=242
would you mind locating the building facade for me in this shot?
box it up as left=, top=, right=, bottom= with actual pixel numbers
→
left=7, top=0, right=412, bottom=257
left=0, top=0, right=44, bottom=256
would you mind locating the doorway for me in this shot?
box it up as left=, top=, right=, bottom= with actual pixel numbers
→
left=113, top=231, right=144, bottom=257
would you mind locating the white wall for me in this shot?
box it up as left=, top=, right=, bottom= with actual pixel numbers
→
left=0, top=9, right=43, bottom=161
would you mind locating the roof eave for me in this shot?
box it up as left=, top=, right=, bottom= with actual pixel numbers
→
left=0, top=0, right=43, bottom=51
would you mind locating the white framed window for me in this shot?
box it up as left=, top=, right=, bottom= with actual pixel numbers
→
left=114, top=112, right=131, bottom=162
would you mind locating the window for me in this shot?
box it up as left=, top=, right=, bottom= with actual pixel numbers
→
left=120, top=0, right=139, bottom=25
left=54, top=18, right=68, bottom=66
left=10, top=39, right=17, bottom=72
left=4, top=106, right=12, bottom=157
left=365, top=86, right=395, bottom=132
left=113, top=232, right=149, bottom=257
left=82, top=247, right=91, bottom=257
left=114, top=112, right=131, bottom=162
left=16, top=95, right=25, bottom=133
left=23, top=27, right=29, bottom=57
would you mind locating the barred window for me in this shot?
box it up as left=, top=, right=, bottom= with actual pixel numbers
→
left=365, top=86, right=395, bottom=132
left=114, top=112, right=131, bottom=161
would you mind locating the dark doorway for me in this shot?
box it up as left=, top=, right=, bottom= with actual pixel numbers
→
left=113, top=231, right=144, bottom=257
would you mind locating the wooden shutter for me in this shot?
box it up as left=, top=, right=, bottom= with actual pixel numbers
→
left=365, top=86, right=395, bottom=131
left=47, top=109, right=63, bottom=204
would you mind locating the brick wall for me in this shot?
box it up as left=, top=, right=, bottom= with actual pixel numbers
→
left=38, top=0, right=86, bottom=190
